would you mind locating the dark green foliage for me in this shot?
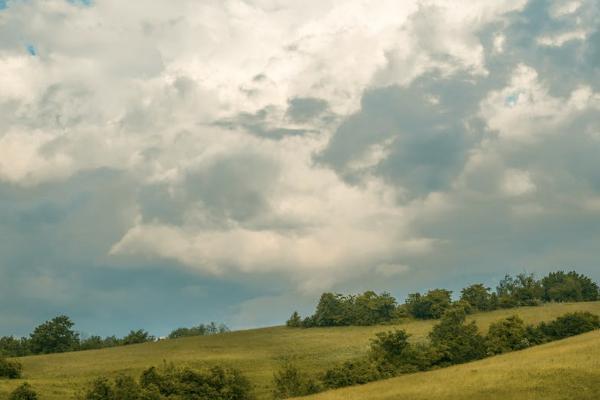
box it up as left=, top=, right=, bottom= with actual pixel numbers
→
left=0, top=356, right=22, bottom=378
left=496, top=274, right=543, bottom=308
left=486, top=316, right=530, bottom=355
left=542, top=271, right=599, bottom=302
left=313, top=293, right=354, bottom=327
left=321, top=358, right=381, bottom=389
left=301, top=291, right=398, bottom=327
left=168, top=322, right=230, bottom=339
left=29, top=315, right=79, bottom=354
left=0, top=336, right=31, bottom=357
left=8, top=383, right=38, bottom=400
left=121, top=330, right=155, bottom=346
left=405, top=289, right=453, bottom=319
left=369, top=329, right=440, bottom=373
left=429, top=307, right=486, bottom=364
left=84, top=377, right=114, bottom=400
left=286, top=312, right=302, bottom=328
left=84, top=364, right=254, bottom=400
left=460, top=284, right=495, bottom=311
left=537, top=312, right=600, bottom=340
left=272, top=362, right=321, bottom=399
left=353, top=291, right=397, bottom=325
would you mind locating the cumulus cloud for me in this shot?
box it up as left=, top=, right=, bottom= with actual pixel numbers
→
left=1, top=0, right=600, bottom=333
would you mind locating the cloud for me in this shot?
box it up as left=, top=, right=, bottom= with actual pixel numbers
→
left=1, top=0, right=600, bottom=334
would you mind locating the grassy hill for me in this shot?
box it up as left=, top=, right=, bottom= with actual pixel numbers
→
left=300, top=329, right=600, bottom=400
left=1, top=301, right=600, bottom=399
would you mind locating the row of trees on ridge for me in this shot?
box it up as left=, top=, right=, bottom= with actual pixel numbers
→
left=287, top=270, right=599, bottom=327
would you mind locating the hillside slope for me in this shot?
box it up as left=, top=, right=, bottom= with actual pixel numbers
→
left=301, top=329, right=600, bottom=400
left=1, top=302, right=599, bottom=399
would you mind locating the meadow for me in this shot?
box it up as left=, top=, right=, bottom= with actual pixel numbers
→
left=1, top=301, right=600, bottom=399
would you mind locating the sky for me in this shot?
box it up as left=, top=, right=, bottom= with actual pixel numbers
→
left=0, top=0, right=599, bottom=337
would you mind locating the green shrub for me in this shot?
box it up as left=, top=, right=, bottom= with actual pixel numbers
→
left=84, top=364, right=254, bottom=400
left=405, top=289, right=453, bottom=319
left=0, top=357, right=22, bottom=379
left=429, top=307, right=486, bottom=365
left=272, top=362, right=321, bottom=399
left=9, top=383, right=38, bottom=400
left=538, top=312, right=600, bottom=340
left=321, top=358, right=381, bottom=389
left=486, top=316, right=530, bottom=355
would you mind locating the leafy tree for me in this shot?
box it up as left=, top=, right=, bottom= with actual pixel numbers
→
left=486, top=316, right=529, bottom=355
left=496, top=274, right=543, bottom=307
left=353, top=291, right=397, bottom=325
left=313, top=293, right=354, bottom=326
left=0, top=357, right=22, bottom=378
left=405, top=289, right=453, bottom=319
left=286, top=312, right=302, bottom=328
left=9, top=383, right=38, bottom=400
left=272, top=362, right=320, bottom=399
left=0, top=336, right=30, bottom=357
left=541, top=271, right=599, bottom=302
left=460, top=284, right=494, bottom=311
left=29, top=315, right=79, bottom=354
left=121, top=330, right=154, bottom=346
left=84, top=377, right=114, bottom=400
left=429, top=307, right=486, bottom=364
left=168, top=323, right=229, bottom=339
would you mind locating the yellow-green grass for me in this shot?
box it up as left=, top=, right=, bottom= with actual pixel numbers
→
left=300, top=329, right=600, bottom=400
left=1, top=302, right=600, bottom=399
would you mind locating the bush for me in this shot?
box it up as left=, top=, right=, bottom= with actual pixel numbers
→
left=321, top=358, right=381, bottom=389
left=429, top=307, right=486, bottom=365
left=368, top=329, right=440, bottom=374
left=84, top=364, right=254, bottom=400
left=168, top=323, right=229, bottom=339
left=537, top=312, right=600, bottom=340
left=486, top=316, right=530, bottom=355
left=0, top=357, right=22, bottom=379
left=286, top=312, right=302, bottom=328
left=405, top=289, right=452, bottom=319
left=460, top=284, right=495, bottom=311
left=272, top=362, right=320, bottom=399
left=9, top=383, right=38, bottom=400
left=121, top=330, right=155, bottom=346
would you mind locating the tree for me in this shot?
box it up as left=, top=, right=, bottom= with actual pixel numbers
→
left=353, top=291, right=397, bottom=325
left=405, top=289, right=452, bottom=319
left=496, top=274, right=543, bottom=307
left=486, top=316, right=529, bottom=355
left=286, top=312, right=302, bottom=328
left=121, top=330, right=154, bottom=345
left=29, top=315, right=79, bottom=354
left=542, top=271, right=599, bottom=302
left=460, top=284, right=494, bottom=311
left=9, top=383, right=38, bottom=400
left=429, top=307, right=486, bottom=364
left=313, top=293, right=354, bottom=326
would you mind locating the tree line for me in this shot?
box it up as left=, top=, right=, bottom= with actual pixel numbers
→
left=275, top=307, right=600, bottom=398
left=287, top=270, right=599, bottom=328
left=0, top=316, right=230, bottom=358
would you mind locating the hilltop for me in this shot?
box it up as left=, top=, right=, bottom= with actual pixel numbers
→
left=1, top=301, right=599, bottom=399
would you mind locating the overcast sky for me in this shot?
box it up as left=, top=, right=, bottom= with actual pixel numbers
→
left=1, top=0, right=599, bottom=337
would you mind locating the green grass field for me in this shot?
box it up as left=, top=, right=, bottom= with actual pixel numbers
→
left=301, top=329, right=600, bottom=400
left=1, top=301, right=600, bottom=399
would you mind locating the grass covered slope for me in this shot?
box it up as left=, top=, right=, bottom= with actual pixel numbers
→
left=301, top=329, right=600, bottom=400
left=1, top=302, right=600, bottom=399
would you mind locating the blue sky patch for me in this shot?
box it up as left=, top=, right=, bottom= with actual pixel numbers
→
left=0, top=0, right=7, bottom=10
left=26, top=44, right=37, bottom=56
left=67, top=0, right=93, bottom=6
